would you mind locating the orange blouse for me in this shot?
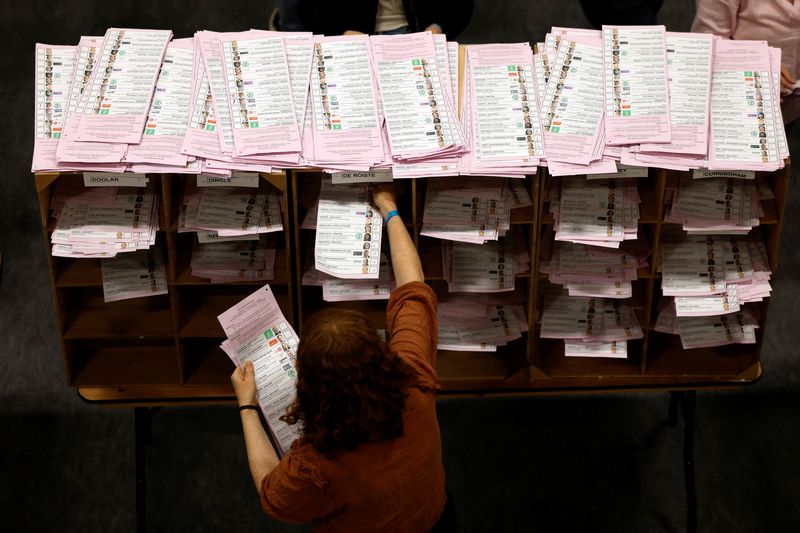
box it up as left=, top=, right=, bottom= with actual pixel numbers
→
left=260, top=281, right=446, bottom=532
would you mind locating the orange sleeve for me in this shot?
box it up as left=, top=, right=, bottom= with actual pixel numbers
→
left=260, top=445, right=339, bottom=524
left=691, top=0, right=740, bottom=37
left=386, top=281, right=439, bottom=391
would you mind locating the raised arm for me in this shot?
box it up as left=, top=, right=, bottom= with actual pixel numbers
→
left=372, top=185, right=424, bottom=286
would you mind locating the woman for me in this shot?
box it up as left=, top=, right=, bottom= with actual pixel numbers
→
left=692, top=0, right=800, bottom=126
left=232, top=186, right=453, bottom=532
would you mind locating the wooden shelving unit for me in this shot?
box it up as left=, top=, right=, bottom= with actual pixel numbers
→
left=36, top=172, right=294, bottom=394
left=36, top=160, right=790, bottom=402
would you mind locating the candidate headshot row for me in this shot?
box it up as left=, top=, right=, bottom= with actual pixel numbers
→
left=92, top=31, right=125, bottom=114
left=229, top=41, right=255, bottom=129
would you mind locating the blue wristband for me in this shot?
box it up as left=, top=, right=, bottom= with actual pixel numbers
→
left=384, top=210, right=400, bottom=225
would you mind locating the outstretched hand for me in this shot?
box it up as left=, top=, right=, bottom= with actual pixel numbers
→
left=231, top=360, right=258, bottom=407
left=371, top=184, right=398, bottom=217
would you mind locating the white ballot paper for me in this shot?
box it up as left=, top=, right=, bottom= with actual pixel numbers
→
left=315, top=179, right=382, bottom=279
left=101, top=248, right=168, bottom=302
left=218, top=285, right=301, bottom=455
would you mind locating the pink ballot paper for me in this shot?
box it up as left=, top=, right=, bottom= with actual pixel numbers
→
left=73, top=28, right=173, bottom=144
left=602, top=25, right=672, bottom=145
left=707, top=39, right=782, bottom=171
left=308, top=35, right=385, bottom=168
left=541, top=35, right=605, bottom=165
left=639, top=32, right=713, bottom=156
left=314, top=179, right=383, bottom=279
left=219, top=33, right=302, bottom=157
left=369, top=32, right=464, bottom=162
left=32, top=44, right=76, bottom=172
left=217, top=285, right=301, bottom=456
left=125, top=38, right=194, bottom=166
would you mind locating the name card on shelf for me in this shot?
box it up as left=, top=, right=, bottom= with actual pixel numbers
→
left=331, top=171, right=393, bottom=185
left=197, top=172, right=260, bottom=188
left=83, top=173, right=149, bottom=187
left=692, top=169, right=755, bottom=180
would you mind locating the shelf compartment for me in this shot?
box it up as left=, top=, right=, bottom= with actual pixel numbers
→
left=172, top=231, right=291, bottom=286
left=61, top=288, right=175, bottom=339
left=533, top=338, right=643, bottom=379
left=178, top=285, right=292, bottom=338
left=645, top=331, right=760, bottom=379
left=68, top=339, right=180, bottom=386
left=182, top=339, right=236, bottom=386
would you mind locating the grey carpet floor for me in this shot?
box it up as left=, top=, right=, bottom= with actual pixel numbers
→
left=2, top=1, right=800, bottom=531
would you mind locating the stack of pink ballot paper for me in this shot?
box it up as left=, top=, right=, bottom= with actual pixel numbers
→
left=665, top=176, right=763, bottom=234
left=34, top=27, right=792, bottom=175
left=179, top=182, right=283, bottom=242
left=654, top=302, right=758, bottom=349
left=101, top=248, right=168, bottom=302
left=540, top=291, right=643, bottom=358
left=441, top=231, right=529, bottom=293
left=459, top=43, right=545, bottom=177
left=370, top=32, right=465, bottom=176
left=659, top=234, right=771, bottom=317
left=190, top=236, right=277, bottom=283
left=549, top=179, right=640, bottom=248
left=539, top=240, right=649, bottom=299
left=50, top=183, right=160, bottom=258
left=421, top=178, right=532, bottom=244
left=437, top=293, right=528, bottom=352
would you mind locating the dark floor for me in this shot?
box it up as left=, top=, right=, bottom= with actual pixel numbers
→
left=2, top=1, right=799, bottom=531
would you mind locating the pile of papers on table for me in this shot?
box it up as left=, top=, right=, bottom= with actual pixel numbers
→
left=539, top=240, right=649, bottom=299
left=421, top=177, right=532, bottom=243
left=32, top=25, right=790, bottom=175
left=191, top=236, right=277, bottom=283
left=441, top=230, right=529, bottom=293
left=101, top=248, right=168, bottom=302
left=659, top=233, right=772, bottom=316
left=179, top=182, right=283, bottom=242
left=548, top=179, right=640, bottom=248
left=654, top=301, right=759, bottom=349
left=540, top=291, right=643, bottom=358
left=50, top=182, right=160, bottom=258
left=665, top=176, right=763, bottom=233
left=437, top=293, right=528, bottom=352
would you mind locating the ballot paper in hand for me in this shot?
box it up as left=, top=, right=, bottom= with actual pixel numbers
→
left=314, top=179, right=382, bottom=279
left=218, top=285, right=301, bottom=455
left=101, top=248, right=168, bottom=302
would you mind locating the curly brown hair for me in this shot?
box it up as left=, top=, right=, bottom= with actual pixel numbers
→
left=280, top=308, right=417, bottom=458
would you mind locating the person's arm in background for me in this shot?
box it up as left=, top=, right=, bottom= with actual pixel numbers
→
left=691, top=0, right=740, bottom=37
left=231, top=361, right=280, bottom=492
left=372, top=184, right=424, bottom=285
